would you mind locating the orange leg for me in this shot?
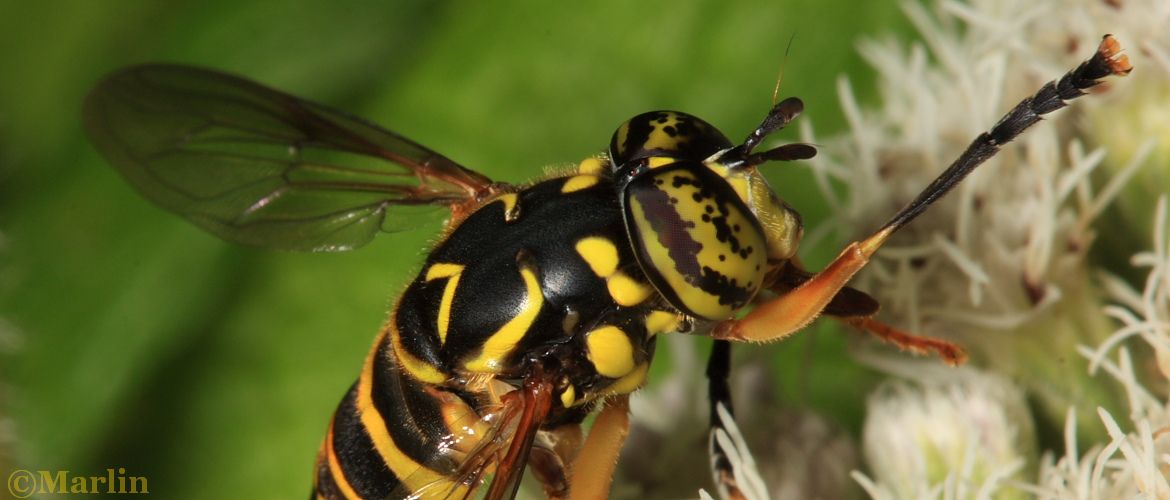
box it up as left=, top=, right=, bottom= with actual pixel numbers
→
left=713, top=227, right=894, bottom=343
left=528, top=424, right=584, bottom=500
left=715, top=35, right=1131, bottom=345
left=714, top=232, right=966, bottom=365
left=568, top=396, right=631, bottom=500
left=841, top=316, right=967, bottom=366
left=529, top=447, right=569, bottom=500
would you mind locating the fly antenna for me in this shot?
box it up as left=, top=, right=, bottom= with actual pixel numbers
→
left=772, top=33, right=797, bottom=106
left=873, top=34, right=1132, bottom=240
left=723, top=33, right=815, bottom=169
left=722, top=96, right=810, bottom=169
left=738, top=97, right=804, bottom=157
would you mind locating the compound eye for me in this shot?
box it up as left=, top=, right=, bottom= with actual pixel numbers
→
left=608, top=111, right=732, bottom=168
left=621, top=162, right=767, bottom=320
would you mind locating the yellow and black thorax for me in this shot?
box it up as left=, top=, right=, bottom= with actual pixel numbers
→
left=393, top=172, right=675, bottom=404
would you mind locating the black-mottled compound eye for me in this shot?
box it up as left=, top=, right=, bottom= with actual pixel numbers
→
left=608, top=111, right=732, bottom=168
left=621, top=162, right=768, bottom=320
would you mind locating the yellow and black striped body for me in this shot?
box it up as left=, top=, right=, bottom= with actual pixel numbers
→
left=315, top=171, right=684, bottom=498
left=85, top=53, right=1129, bottom=500
left=307, top=76, right=1117, bottom=495
left=315, top=330, right=488, bottom=499
left=315, top=110, right=800, bottom=498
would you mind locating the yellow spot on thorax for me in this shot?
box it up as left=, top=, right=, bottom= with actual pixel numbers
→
left=425, top=263, right=465, bottom=345
left=495, top=193, right=520, bottom=222
left=576, top=157, right=606, bottom=175
left=560, top=385, right=576, bottom=408
left=607, top=273, right=653, bottom=306
left=605, top=362, right=649, bottom=395
left=576, top=236, right=654, bottom=307
left=645, top=310, right=684, bottom=336
left=561, top=174, right=600, bottom=193
left=576, top=237, right=619, bottom=277
left=463, top=266, right=544, bottom=372
left=585, top=325, right=636, bottom=378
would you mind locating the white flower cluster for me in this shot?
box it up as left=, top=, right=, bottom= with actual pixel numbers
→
left=1026, top=198, right=1170, bottom=498
left=853, top=199, right=1170, bottom=499
left=661, top=0, right=1169, bottom=497
left=802, top=0, right=1159, bottom=343
left=853, top=364, right=1035, bottom=500
left=790, top=0, right=1170, bottom=498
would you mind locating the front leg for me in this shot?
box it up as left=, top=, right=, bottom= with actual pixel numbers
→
left=770, top=264, right=967, bottom=364
left=528, top=424, right=583, bottom=500
left=715, top=35, right=1130, bottom=346
left=567, top=396, right=631, bottom=500
left=713, top=231, right=890, bottom=343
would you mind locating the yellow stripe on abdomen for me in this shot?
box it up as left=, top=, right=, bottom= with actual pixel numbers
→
left=324, top=422, right=361, bottom=500
left=388, top=321, right=448, bottom=384
left=356, top=336, right=455, bottom=494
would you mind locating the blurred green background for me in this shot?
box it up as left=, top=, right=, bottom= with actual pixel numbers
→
left=0, top=1, right=914, bottom=498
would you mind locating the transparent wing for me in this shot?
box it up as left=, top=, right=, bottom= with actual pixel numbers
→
left=83, top=64, right=497, bottom=251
